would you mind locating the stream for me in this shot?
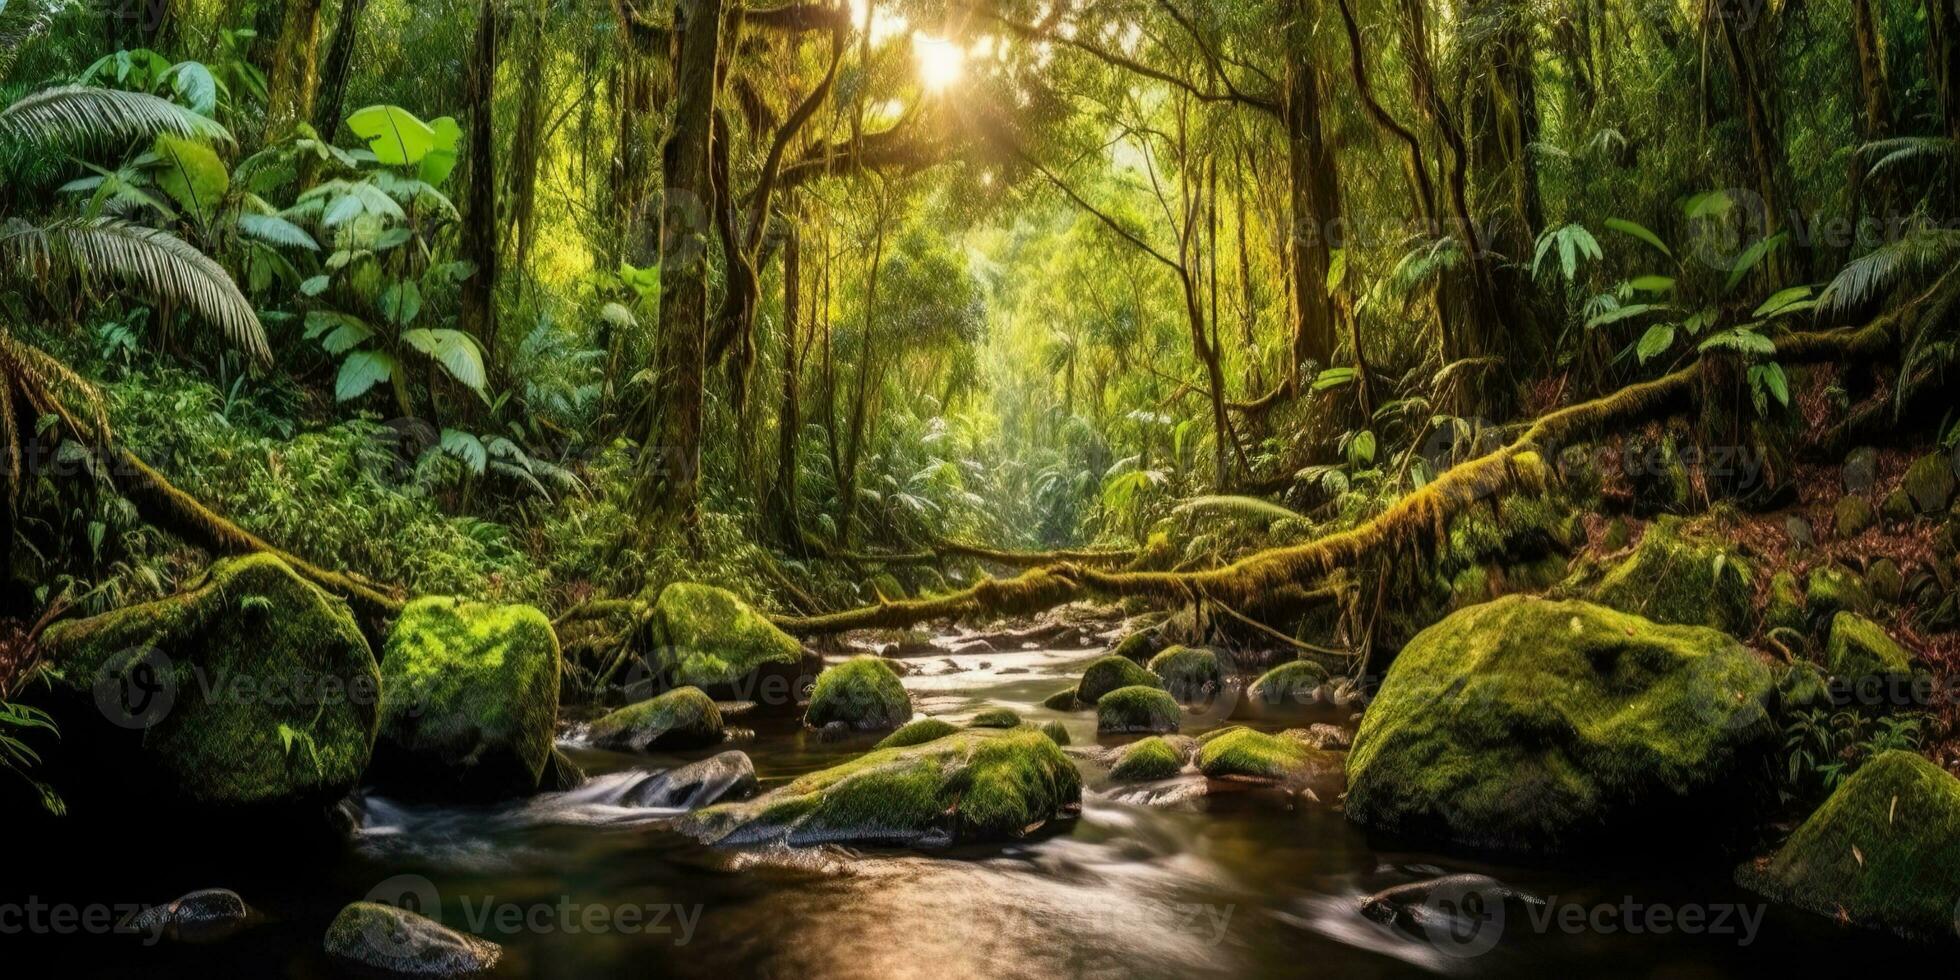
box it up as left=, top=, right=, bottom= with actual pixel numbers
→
left=14, top=636, right=1945, bottom=977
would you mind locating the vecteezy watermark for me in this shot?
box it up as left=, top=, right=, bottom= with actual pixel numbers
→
left=364, top=875, right=702, bottom=945
left=0, top=898, right=174, bottom=946
left=1410, top=878, right=1766, bottom=958
left=93, top=646, right=385, bottom=729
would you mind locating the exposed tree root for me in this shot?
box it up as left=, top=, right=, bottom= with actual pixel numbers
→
left=771, top=319, right=1901, bottom=636
left=823, top=539, right=1140, bottom=570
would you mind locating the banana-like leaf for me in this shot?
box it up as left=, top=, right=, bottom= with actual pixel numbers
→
left=402, top=328, right=487, bottom=393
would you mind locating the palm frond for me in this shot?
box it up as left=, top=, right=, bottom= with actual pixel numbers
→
left=1819, top=229, right=1960, bottom=321
left=0, top=3, right=54, bottom=81
left=1, top=220, right=269, bottom=362
left=0, top=85, right=232, bottom=152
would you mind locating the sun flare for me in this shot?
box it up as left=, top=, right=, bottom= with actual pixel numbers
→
left=913, top=34, right=965, bottom=92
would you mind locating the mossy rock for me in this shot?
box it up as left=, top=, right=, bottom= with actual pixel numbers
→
left=1040, top=687, right=1079, bottom=711
left=1835, top=495, right=1875, bottom=538
left=1776, top=662, right=1831, bottom=714
left=1246, top=660, right=1332, bottom=710
left=804, top=656, right=911, bottom=731
left=1842, top=447, right=1879, bottom=494
left=1741, top=751, right=1960, bottom=938
left=969, top=707, right=1022, bottom=728
left=679, top=727, right=1081, bottom=847
left=1074, top=655, right=1162, bottom=705
left=1584, top=517, right=1752, bottom=633
left=1346, top=596, right=1777, bottom=853
left=33, top=554, right=377, bottom=816
left=323, top=901, right=501, bottom=977
left=1039, top=720, right=1070, bottom=746
left=1807, top=565, right=1874, bottom=622
left=372, top=597, right=560, bottom=801
left=1145, top=646, right=1224, bottom=702
left=1096, top=685, right=1181, bottom=734
left=588, top=687, right=724, bottom=751
left=1109, top=629, right=1162, bottom=663
left=1882, top=488, right=1916, bottom=523
left=1823, top=613, right=1915, bottom=681
left=1198, top=727, right=1336, bottom=782
left=1109, top=736, right=1184, bottom=781
left=1764, top=571, right=1807, bottom=635
left=1866, top=559, right=1904, bottom=604
left=1621, top=428, right=1694, bottom=514
left=875, top=717, right=960, bottom=750
left=1904, top=453, right=1957, bottom=514
left=649, top=583, right=803, bottom=692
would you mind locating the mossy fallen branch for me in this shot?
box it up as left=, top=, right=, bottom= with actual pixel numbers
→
left=772, top=319, right=1900, bottom=636
left=822, top=539, right=1139, bottom=570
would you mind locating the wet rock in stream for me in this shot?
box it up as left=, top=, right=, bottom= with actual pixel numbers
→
left=619, top=751, right=758, bottom=809
left=120, top=888, right=258, bottom=944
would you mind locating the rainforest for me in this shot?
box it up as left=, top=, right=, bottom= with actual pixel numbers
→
left=3, top=0, right=1960, bottom=976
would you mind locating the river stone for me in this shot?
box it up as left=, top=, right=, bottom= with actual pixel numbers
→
left=1905, top=453, right=1957, bottom=513
left=621, top=751, right=758, bottom=809
left=1075, top=655, right=1162, bottom=705
left=323, top=902, right=501, bottom=977
left=649, top=583, right=803, bottom=692
left=1346, top=596, right=1777, bottom=852
left=679, top=727, right=1081, bottom=847
left=875, top=717, right=960, bottom=749
left=1866, top=558, right=1905, bottom=604
left=1807, top=565, right=1874, bottom=622
left=1783, top=515, right=1814, bottom=548
left=804, top=656, right=911, bottom=731
left=1741, top=750, right=1960, bottom=938
left=1835, top=495, right=1875, bottom=538
left=32, top=554, right=377, bottom=817
left=1246, top=660, right=1332, bottom=709
left=121, top=888, right=256, bottom=944
left=1040, top=687, right=1079, bottom=710
left=1198, top=727, right=1339, bottom=783
left=969, top=707, right=1022, bottom=728
left=1096, top=685, right=1181, bottom=734
left=1109, top=736, right=1185, bottom=781
left=1882, top=488, right=1916, bottom=523
left=1582, top=516, right=1752, bottom=633
left=1146, top=646, right=1224, bottom=702
left=372, top=597, right=560, bottom=801
left=1109, top=629, right=1162, bottom=662
left=588, top=686, right=724, bottom=751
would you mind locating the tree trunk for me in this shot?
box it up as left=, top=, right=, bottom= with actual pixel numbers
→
left=637, top=0, right=728, bottom=528
left=1850, top=0, right=1893, bottom=139
left=263, top=0, right=325, bottom=139
left=770, top=217, right=804, bottom=546
left=1930, top=0, right=1960, bottom=140
left=458, top=0, right=501, bottom=366
left=505, top=0, right=550, bottom=274
left=312, top=0, right=371, bottom=139
left=1280, top=9, right=1341, bottom=385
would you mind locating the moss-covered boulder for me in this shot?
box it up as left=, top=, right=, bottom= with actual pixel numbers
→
left=371, top=597, right=560, bottom=801
left=875, top=717, right=959, bottom=750
left=679, top=727, right=1081, bottom=847
left=1109, top=736, right=1184, bottom=781
left=648, top=583, right=803, bottom=693
left=1882, top=488, right=1916, bottom=523
left=1866, top=558, right=1904, bottom=604
left=1096, top=685, right=1181, bottom=734
left=323, top=902, right=501, bottom=977
left=1198, top=727, right=1338, bottom=782
left=1583, top=517, right=1752, bottom=633
left=1040, top=687, right=1079, bottom=711
left=969, top=707, right=1021, bottom=728
left=1823, top=613, right=1915, bottom=681
left=804, top=656, right=911, bottom=731
left=1807, top=565, right=1874, bottom=622
left=1346, top=596, right=1777, bottom=852
left=1741, top=751, right=1960, bottom=938
left=1039, top=720, right=1070, bottom=746
left=1764, top=571, right=1807, bottom=635
left=32, top=554, right=377, bottom=816
left=1074, top=654, right=1162, bottom=705
left=1835, top=495, right=1875, bottom=538
left=588, top=687, right=724, bottom=751
left=1904, top=453, right=1957, bottom=514
left=1109, top=629, right=1162, bottom=663
left=1246, top=660, right=1332, bottom=709
left=1146, top=646, right=1224, bottom=702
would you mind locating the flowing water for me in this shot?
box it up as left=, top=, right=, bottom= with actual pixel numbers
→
left=15, top=638, right=1945, bottom=977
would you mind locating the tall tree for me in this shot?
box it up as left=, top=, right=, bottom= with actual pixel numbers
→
left=312, top=0, right=372, bottom=138
left=458, top=0, right=502, bottom=362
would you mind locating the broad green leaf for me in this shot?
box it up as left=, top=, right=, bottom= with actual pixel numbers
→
left=1326, top=248, right=1347, bottom=293
left=1349, top=430, right=1377, bottom=466
left=1752, top=285, right=1816, bottom=319
left=1635, top=323, right=1676, bottom=363
left=1311, top=366, right=1357, bottom=391
left=1628, top=275, right=1676, bottom=294
left=440, top=428, right=488, bottom=475
left=163, top=61, right=219, bottom=115
left=335, top=349, right=397, bottom=401
left=300, top=274, right=331, bottom=296
left=1725, top=232, right=1788, bottom=293
left=379, top=280, right=422, bottom=326
left=402, top=328, right=487, bottom=392
left=1586, top=303, right=1672, bottom=330
left=1683, top=190, right=1733, bottom=219
left=419, top=116, right=462, bottom=186
left=347, top=105, right=437, bottom=166
left=306, top=312, right=373, bottom=354
left=151, top=133, right=228, bottom=226
left=236, top=213, right=317, bottom=250
left=1698, top=327, right=1777, bottom=357
left=1604, top=218, right=1674, bottom=260
left=1750, top=362, right=1791, bottom=408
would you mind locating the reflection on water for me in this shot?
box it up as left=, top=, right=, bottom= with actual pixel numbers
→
left=14, top=640, right=1950, bottom=978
